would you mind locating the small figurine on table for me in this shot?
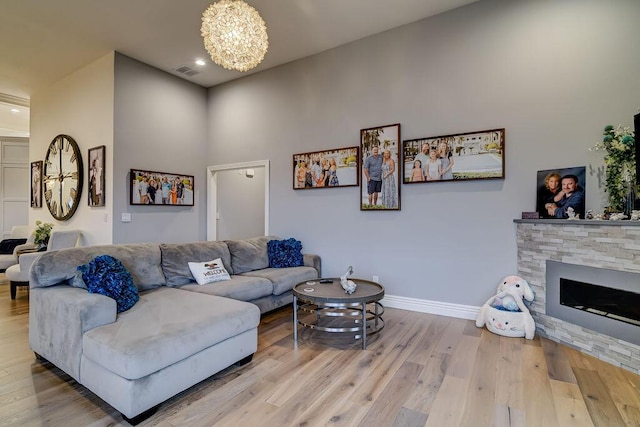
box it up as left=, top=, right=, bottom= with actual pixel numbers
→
left=340, top=266, right=357, bottom=295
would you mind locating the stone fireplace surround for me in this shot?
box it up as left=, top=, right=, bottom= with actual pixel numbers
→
left=516, top=219, right=640, bottom=374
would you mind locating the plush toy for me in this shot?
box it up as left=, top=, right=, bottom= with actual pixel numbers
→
left=476, top=288, right=535, bottom=339
left=492, top=275, right=533, bottom=312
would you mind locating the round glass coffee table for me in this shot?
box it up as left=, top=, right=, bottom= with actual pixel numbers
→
left=293, top=278, right=385, bottom=349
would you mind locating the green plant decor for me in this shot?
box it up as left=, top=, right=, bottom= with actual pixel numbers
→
left=34, top=220, right=53, bottom=246
left=591, top=125, right=636, bottom=212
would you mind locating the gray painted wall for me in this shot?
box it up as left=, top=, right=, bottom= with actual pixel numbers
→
left=216, top=167, right=265, bottom=240
left=207, top=0, right=640, bottom=306
left=113, top=54, right=208, bottom=244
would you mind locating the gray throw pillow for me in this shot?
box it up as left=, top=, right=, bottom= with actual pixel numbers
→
left=226, top=235, right=279, bottom=274
left=160, top=241, right=233, bottom=287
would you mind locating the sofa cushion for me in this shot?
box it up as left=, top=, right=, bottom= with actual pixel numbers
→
left=161, top=241, right=233, bottom=286
left=30, top=244, right=166, bottom=291
left=78, top=255, right=139, bottom=313
left=242, top=266, right=319, bottom=295
left=267, top=238, right=304, bottom=268
left=82, top=287, right=260, bottom=380
left=179, top=275, right=273, bottom=301
left=188, top=258, right=231, bottom=285
left=226, top=236, right=278, bottom=274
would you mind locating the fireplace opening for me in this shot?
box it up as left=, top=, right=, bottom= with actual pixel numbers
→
left=560, top=278, right=640, bottom=327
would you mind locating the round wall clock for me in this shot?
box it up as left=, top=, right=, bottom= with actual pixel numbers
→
left=43, top=134, right=83, bottom=221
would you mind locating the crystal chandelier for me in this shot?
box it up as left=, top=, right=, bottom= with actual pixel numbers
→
left=201, top=0, right=269, bottom=72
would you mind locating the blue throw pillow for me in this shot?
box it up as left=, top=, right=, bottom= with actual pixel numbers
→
left=77, top=255, right=139, bottom=313
left=267, top=238, right=304, bottom=268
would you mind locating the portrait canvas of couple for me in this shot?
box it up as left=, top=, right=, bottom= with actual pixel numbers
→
left=536, top=166, right=586, bottom=219
left=360, top=123, right=401, bottom=211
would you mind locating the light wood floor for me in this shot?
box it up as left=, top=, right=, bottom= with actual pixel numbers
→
left=1, top=276, right=639, bottom=427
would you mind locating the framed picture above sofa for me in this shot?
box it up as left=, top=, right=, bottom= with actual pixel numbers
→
left=360, top=123, right=401, bottom=211
left=130, top=169, right=194, bottom=206
left=402, top=128, right=505, bottom=184
left=292, top=146, right=359, bottom=189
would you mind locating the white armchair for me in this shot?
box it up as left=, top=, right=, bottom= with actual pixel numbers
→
left=6, top=230, right=81, bottom=299
left=0, top=226, right=33, bottom=272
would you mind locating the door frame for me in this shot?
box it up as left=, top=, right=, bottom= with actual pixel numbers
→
left=207, top=160, right=269, bottom=241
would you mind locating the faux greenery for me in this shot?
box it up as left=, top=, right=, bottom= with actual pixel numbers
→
left=591, top=125, right=636, bottom=212
left=33, top=220, right=53, bottom=246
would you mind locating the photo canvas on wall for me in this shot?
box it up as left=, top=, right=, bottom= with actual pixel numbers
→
left=292, top=146, right=359, bottom=190
left=360, top=123, right=401, bottom=211
left=130, top=169, right=194, bottom=206
left=88, top=146, right=105, bottom=207
left=31, top=160, right=42, bottom=208
left=536, top=166, right=586, bottom=219
left=403, top=128, right=505, bottom=184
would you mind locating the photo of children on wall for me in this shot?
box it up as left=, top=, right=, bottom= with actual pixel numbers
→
left=403, top=128, right=505, bottom=184
left=536, top=166, right=586, bottom=219
left=130, top=169, right=194, bottom=206
left=292, top=146, right=359, bottom=190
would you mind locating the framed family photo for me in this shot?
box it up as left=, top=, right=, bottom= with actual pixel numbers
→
left=293, top=146, right=359, bottom=190
left=403, top=128, right=505, bottom=184
left=536, top=166, right=586, bottom=219
left=88, top=146, right=105, bottom=207
left=360, top=123, right=401, bottom=211
left=30, top=160, right=42, bottom=208
left=130, top=169, right=194, bottom=206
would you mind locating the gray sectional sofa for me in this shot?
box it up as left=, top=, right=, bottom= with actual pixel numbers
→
left=28, top=236, right=320, bottom=423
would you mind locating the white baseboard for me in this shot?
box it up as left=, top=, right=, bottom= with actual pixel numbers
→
left=381, top=294, right=480, bottom=321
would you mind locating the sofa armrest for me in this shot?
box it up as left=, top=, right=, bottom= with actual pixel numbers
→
left=18, top=251, right=42, bottom=277
left=303, top=254, right=321, bottom=276
left=13, top=242, right=37, bottom=256
left=29, top=286, right=117, bottom=382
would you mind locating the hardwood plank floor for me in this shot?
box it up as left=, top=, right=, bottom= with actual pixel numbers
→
left=1, top=275, right=639, bottom=426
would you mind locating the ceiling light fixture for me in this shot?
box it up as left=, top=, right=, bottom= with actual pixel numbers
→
left=201, top=0, right=268, bottom=72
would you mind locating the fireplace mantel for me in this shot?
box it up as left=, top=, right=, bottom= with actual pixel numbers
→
left=515, top=220, right=640, bottom=374
left=515, top=218, right=640, bottom=226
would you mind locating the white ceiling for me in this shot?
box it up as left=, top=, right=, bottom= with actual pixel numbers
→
left=0, top=0, right=478, bottom=136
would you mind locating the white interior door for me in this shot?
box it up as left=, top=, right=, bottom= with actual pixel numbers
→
left=207, top=160, right=269, bottom=241
left=0, top=140, right=29, bottom=238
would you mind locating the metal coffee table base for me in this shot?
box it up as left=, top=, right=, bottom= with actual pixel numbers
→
left=293, top=297, right=385, bottom=349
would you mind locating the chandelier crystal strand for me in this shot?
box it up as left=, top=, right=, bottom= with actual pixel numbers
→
left=201, top=0, right=268, bottom=72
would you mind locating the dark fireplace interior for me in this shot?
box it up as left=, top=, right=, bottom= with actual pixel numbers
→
left=560, top=278, right=640, bottom=327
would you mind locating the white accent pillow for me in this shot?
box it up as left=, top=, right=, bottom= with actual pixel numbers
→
left=188, top=258, right=231, bottom=285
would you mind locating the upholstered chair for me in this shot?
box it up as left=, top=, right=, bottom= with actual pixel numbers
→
left=6, top=230, right=82, bottom=299
left=0, top=225, right=33, bottom=272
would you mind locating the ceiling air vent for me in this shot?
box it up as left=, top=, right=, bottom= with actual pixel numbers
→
left=175, top=65, right=200, bottom=77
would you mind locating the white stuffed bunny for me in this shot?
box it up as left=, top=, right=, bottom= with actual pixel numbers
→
left=493, top=275, right=533, bottom=312
left=476, top=288, right=536, bottom=339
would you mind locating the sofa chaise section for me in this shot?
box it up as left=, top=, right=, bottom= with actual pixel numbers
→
left=80, top=287, right=259, bottom=419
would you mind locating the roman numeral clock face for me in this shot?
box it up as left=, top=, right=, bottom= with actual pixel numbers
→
left=43, top=135, right=83, bottom=221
